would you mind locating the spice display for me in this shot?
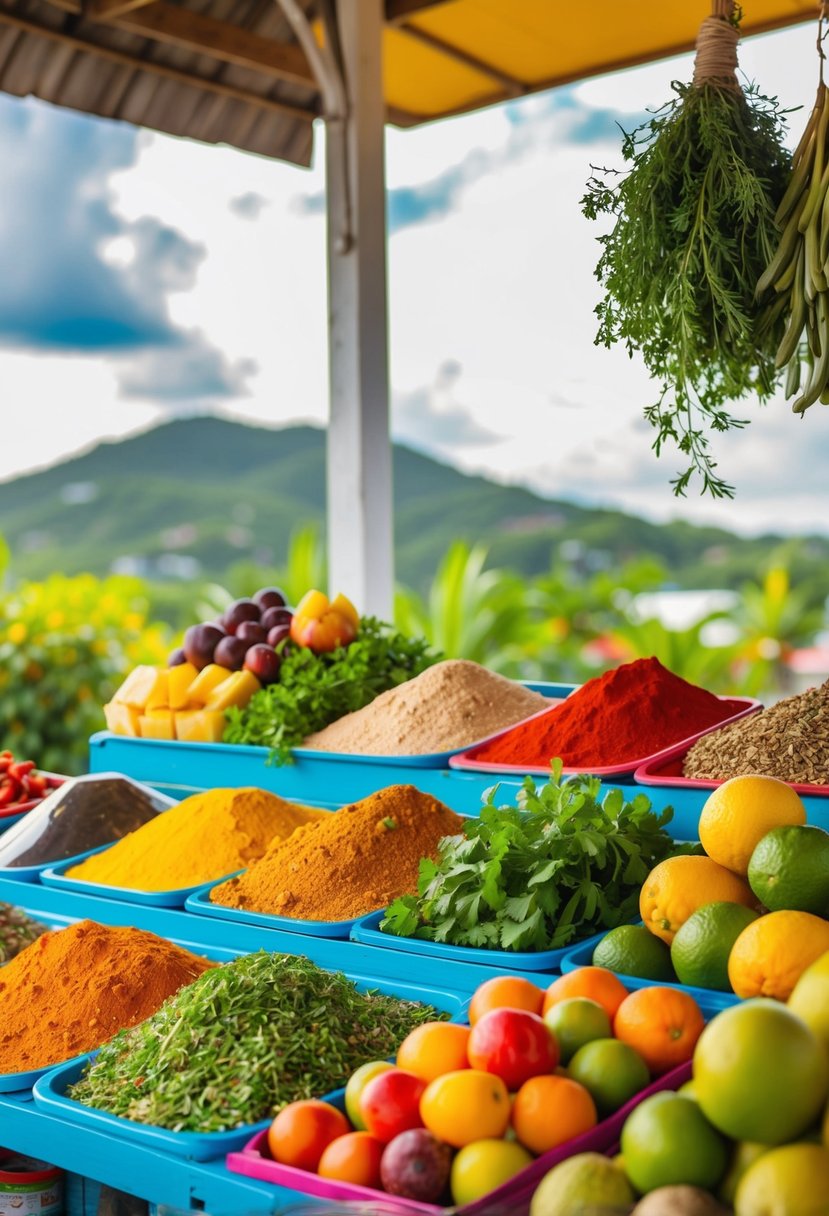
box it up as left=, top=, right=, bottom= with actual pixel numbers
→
left=0, top=751, right=52, bottom=809
left=210, top=785, right=464, bottom=921
left=0, top=920, right=213, bottom=1073
left=467, top=658, right=742, bottom=770
left=683, top=681, right=829, bottom=785
left=68, top=951, right=445, bottom=1132
left=0, top=775, right=167, bottom=869
left=0, top=903, right=47, bottom=963
left=224, top=616, right=436, bottom=763
left=65, top=787, right=325, bottom=892
left=301, top=660, right=549, bottom=755
left=582, top=0, right=790, bottom=497
left=382, top=766, right=687, bottom=952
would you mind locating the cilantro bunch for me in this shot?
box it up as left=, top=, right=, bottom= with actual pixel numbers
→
left=223, top=617, right=438, bottom=764
left=382, top=763, right=691, bottom=953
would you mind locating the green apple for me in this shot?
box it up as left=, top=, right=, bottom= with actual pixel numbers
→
left=344, top=1060, right=393, bottom=1129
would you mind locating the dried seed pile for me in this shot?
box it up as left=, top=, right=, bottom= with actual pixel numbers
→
left=683, top=681, right=829, bottom=786
left=0, top=904, right=47, bottom=964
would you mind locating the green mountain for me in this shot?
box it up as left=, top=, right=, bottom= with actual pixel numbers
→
left=1, top=416, right=827, bottom=597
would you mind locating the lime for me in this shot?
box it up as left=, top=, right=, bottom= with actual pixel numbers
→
left=734, top=1143, right=829, bottom=1215
left=592, top=924, right=676, bottom=981
left=670, top=902, right=760, bottom=992
left=542, top=998, right=611, bottom=1064
left=568, top=1038, right=649, bottom=1117
left=694, top=999, right=829, bottom=1144
left=529, top=1153, right=635, bottom=1216
left=748, top=824, right=829, bottom=915
left=621, top=1092, right=729, bottom=1193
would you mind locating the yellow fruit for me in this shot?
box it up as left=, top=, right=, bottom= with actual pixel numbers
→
left=718, top=1142, right=771, bottom=1205
left=205, top=670, right=262, bottom=712
left=788, top=950, right=829, bottom=1053
left=735, top=1143, right=829, bottom=1215
left=173, top=709, right=227, bottom=743
left=450, top=1139, right=533, bottom=1206
left=728, top=911, right=829, bottom=1001
left=640, top=856, right=756, bottom=946
left=529, top=1153, right=635, bottom=1216
left=699, top=775, right=806, bottom=876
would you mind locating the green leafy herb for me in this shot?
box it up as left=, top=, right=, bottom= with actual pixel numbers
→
left=381, top=762, right=697, bottom=953
left=68, top=952, right=445, bottom=1133
left=582, top=69, right=791, bottom=499
left=223, top=617, right=438, bottom=763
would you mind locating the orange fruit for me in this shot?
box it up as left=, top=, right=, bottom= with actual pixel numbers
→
left=469, top=976, right=544, bottom=1025
left=699, top=775, right=806, bottom=876
left=542, top=967, right=628, bottom=1021
left=317, top=1131, right=384, bottom=1187
left=511, top=1074, right=597, bottom=1155
left=396, top=1021, right=471, bottom=1082
left=728, top=910, right=829, bottom=1000
left=640, top=855, right=756, bottom=945
left=420, top=1069, right=511, bottom=1147
left=613, top=986, right=705, bottom=1075
left=267, top=1100, right=350, bottom=1171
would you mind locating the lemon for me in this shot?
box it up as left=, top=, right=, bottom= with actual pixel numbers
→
left=718, top=1142, right=771, bottom=1205
left=593, top=924, right=676, bottom=981
left=450, top=1138, right=532, bottom=1205
left=734, top=1143, right=829, bottom=1215
left=621, top=1092, right=729, bottom=1194
left=699, top=775, right=806, bottom=876
left=748, top=825, right=829, bottom=914
left=788, top=949, right=829, bottom=1053
left=529, top=1153, right=635, bottom=1216
left=671, top=901, right=759, bottom=991
left=728, top=910, right=829, bottom=1001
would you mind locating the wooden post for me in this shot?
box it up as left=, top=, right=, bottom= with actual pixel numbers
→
left=324, top=0, right=393, bottom=618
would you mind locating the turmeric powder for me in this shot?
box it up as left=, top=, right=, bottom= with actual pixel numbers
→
left=0, top=920, right=213, bottom=1073
left=210, top=784, right=464, bottom=921
left=66, top=787, right=325, bottom=891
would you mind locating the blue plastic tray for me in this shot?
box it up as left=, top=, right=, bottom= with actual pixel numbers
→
left=33, top=971, right=469, bottom=1161
left=0, top=1052, right=89, bottom=1095
left=39, top=858, right=239, bottom=908
left=185, top=880, right=364, bottom=938
left=559, top=935, right=738, bottom=1017
left=0, top=843, right=110, bottom=884
left=350, top=909, right=607, bottom=974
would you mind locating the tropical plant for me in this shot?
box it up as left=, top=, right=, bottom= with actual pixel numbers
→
left=728, top=566, right=826, bottom=697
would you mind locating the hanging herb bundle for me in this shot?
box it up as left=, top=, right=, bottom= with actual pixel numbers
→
left=756, top=10, right=829, bottom=414
left=582, top=1, right=791, bottom=498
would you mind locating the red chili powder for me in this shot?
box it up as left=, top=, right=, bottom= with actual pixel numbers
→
left=471, top=657, right=744, bottom=768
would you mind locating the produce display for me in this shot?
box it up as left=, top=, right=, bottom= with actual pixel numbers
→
left=683, top=678, right=829, bottom=785
left=0, top=921, right=213, bottom=1074
left=0, top=774, right=167, bottom=868
left=0, top=750, right=53, bottom=810
left=381, top=767, right=691, bottom=952
left=260, top=967, right=704, bottom=1208
left=68, top=952, right=446, bottom=1132
left=104, top=659, right=262, bottom=743
left=209, top=784, right=464, bottom=922
left=300, top=659, right=549, bottom=755
left=0, top=902, right=47, bottom=963
left=64, top=787, right=325, bottom=892
left=464, top=657, right=746, bottom=770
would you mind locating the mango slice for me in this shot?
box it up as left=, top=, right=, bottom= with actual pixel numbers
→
left=205, top=670, right=261, bottom=712
left=187, top=663, right=236, bottom=706
left=138, top=710, right=175, bottom=741
left=104, top=702, right=141, bottom=736
left=168, top=663, right=199, bottom=709
left=174, top=709, right=227, bottom=743
left=111, top=666, right=165, bottom=710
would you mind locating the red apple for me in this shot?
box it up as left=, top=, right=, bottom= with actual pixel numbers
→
left=243, top=644, right=282, bottom=685
left=253, top=586, right=287, bottom=610
left=183, top=623, right=225, bottom=671
left=261, top=606, right=293, bottom=632
left=359, top=1069, right=427, bottom=1144
left=236, top=620, right=268, bottom=646
left=467, top=1008, right=558, bottom=1090
left=213, top=635, right=248, bottom=671
left=222, top=598, right=261, bottom=634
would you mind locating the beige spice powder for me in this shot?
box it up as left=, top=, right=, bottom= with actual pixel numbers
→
left=300, top=658, right=553, bottom=755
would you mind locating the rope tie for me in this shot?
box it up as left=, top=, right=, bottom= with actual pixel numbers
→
left=693, top=0, right=740, bottom=90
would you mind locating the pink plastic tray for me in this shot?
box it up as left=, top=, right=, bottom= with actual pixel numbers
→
left=635, top=742, right=829, bottom=798
left=0, top=775, right=66, bottom=822
left=225, top=1061, right=692, bottom=1215
left=448, top=697, right=761, bottom=778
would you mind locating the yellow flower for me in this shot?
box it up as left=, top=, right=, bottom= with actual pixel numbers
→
left=123, top=613, right=144, bottom=631
left=7, top=623, right=26, bottom=644
left=46, top=610, right=65, bottom=629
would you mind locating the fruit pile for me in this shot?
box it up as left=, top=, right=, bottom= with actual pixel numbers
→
left=0, top=751, right=53, bottom=810
left=264, top=969, right=704, bottom=1208
left=529, top=994, right=829, bottom=1215
left=591, top=774, right=829, bottom=1000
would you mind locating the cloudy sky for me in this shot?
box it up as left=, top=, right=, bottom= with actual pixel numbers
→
left=1, top=21, right=826, bottom=536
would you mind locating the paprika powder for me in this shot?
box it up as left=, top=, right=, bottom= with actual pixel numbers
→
left=467, top=657, right=744, bottom=770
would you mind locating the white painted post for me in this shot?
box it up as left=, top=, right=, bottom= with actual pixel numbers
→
left=324, top=0, right=393, bottom=619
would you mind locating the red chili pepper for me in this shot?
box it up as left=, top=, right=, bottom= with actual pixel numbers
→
left=0, top=783, right=17, bottom=807
left=8, top=760, right=35, bottom=781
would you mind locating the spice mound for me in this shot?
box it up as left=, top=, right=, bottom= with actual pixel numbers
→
left=65, top=787, right=325, bottom=892
left=683, top=681, right=829, bottom=786
left=0, top=903, right=47, bottom=963
left=0, top=776, right=165, bottom=869
left=301, top=659, right=550, bottom=755
left=210, top=784, right=464, bottom=921
left=467, top=657, right=744, bottom=770
left=68, top=951, right=445, bottom=1132
left=0, top=920, right=213, bottom=1074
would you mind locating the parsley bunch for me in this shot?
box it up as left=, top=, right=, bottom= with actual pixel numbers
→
left=382, top=763, right=691, bottom=953
left=223, top=617, right=438, bottom=763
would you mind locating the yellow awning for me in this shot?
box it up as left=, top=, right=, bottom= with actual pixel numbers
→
left=383, top=0, right=819, bottom=124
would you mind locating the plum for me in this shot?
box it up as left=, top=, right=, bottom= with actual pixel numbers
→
left=253, top=587, right=287, bottom=610
left=261, top=606, right=293, bottom=632
left=222, top=598, right=261, bottom=635
left=266, top=624, right=292, bottom=650
left=167, top=646, right=187, bottom=668
left=243, top=644, right=282, bottom=685
left=236, top=621, right=268, bottom=646
left=380, top=1129, right=452, bottom=1203
left=213, top=635, right=248, bottom=671
left=183, top=623, right=225, bottom=671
